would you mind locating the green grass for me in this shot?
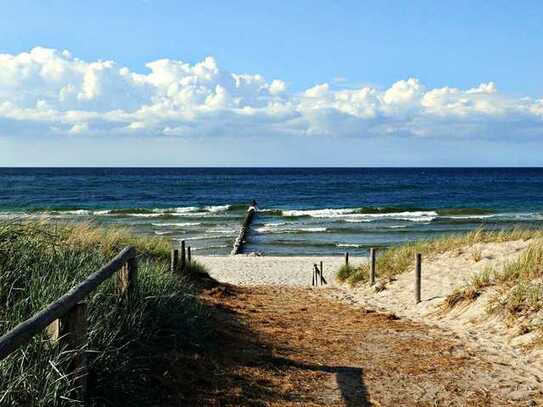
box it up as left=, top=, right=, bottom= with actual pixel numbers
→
left=336, top=227, right=542, bottom=287
left=0, top=221, right=210, bottom=406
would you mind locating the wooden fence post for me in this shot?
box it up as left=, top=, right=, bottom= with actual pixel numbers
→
left=56, top=302, right=88, bottom=403
left=370, top=248, right=376, bottom=286
left=415, top=253, right=422, bottom=304
left=345, top=252, right=349, bottom=266
left=320, top=261, right=324, bottom=285
left=180, top=240, right=186, bottom=273
left=171, top=249, right=179, bottom=273
left=117, top=256, right=138, bottom=296
left=187, top=246, right=192, bottom=264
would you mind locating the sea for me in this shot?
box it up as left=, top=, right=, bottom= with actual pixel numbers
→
left=2, top=167, right=543, bottom=256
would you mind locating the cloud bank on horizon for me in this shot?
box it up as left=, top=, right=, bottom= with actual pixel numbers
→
left=1, top=47, right=542, bottom=140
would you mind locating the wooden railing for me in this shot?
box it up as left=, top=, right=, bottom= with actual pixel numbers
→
left=0, top=246, right=138, bottom=401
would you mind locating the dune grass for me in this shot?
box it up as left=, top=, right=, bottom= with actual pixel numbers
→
left=336, top=227, right=542, bottom=287
left=0, top=221, right=210, bottom=406
left=445, top=242, right=543, bottom=331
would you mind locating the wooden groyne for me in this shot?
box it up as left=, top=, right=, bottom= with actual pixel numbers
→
left=231, top=201, right=257, bottom=255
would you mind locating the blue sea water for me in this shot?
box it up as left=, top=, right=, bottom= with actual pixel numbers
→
left=2, top=167, right=543, bottom=255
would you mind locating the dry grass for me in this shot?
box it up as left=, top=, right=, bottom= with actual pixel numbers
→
left=445, top=266, right=493, bottom=308
left=337, top=227, right=541, bottom=287
left=471, top=247, right=483, bottom=262
left=442, top=241, right=543, bottom=332
left=10, top=220, right=171, bottom=260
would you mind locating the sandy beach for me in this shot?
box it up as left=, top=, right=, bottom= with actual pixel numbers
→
left=198, top=255, right=351, bottom=287
left=197, top=242, right=543, bottom=402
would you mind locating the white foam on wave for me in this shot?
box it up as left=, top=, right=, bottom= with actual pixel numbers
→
left=59, top=209, right=92, bottom=215
left=283, top=208, right=354, bottom=217
left=208, top=227, right=237, bottom=234
left=337, top=243, right=365, bottom=248
left=204, top=205, right=231, bottom=213
left=125, top=213, right=163, bottom=218
left=282, top=208, right=438, bottom=222
left=152, top=222, right=201, bottom=227
left=174, top=235, right=225, bottom=241
left=93, top=210, right=111, bottom=215
left=255, top=226, right=327, bottom=233
left=264, top=222, right=287, bottom=227
left=90, top=206, right=230, bottom=217
left=443, top=214, right=496, bottom=220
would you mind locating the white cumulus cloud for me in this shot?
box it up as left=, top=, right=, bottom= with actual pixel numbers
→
left=0, top=47, right=542, bottom=139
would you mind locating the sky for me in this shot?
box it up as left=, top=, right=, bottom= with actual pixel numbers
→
left=1, top=0, right=542, bottom=166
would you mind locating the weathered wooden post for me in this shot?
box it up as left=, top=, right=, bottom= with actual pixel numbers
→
left=117, top=255, right=138, bottom=296
left=49, top=303, right=88, bottom=402
left=320, top=261, right=324, bottom=285
left=345, top=252, right=349, bottom=266
left=231, top=201, right=257, bottom=255
left=369, top=248, right=376, bottom=286
left=415, top=253, right=422, bottom=304
left=171, top=249, right=179, bottom=273
left=180, top=240, right=186, bottom=273
left=187, top=246, right=192, bottom=264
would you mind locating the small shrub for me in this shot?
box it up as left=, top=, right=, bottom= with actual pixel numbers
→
left=336, top=264, right=356, bottom=282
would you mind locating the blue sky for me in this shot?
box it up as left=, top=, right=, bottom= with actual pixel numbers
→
left=1, top=0, right=543, bottom=166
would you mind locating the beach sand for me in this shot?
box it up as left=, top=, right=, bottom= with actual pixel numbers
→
left=198, top=255, right=349, bottom=287
left=197, top=243, right=543, bottom=400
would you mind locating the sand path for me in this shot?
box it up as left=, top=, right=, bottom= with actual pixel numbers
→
left=194, top=249, right=543, bottom=405
left=185, top=284, right=542, bottom=406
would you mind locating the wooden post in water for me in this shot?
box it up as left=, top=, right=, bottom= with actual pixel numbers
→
left=50, top=303, right=88, bottom=402
left=187, top=246, right=192, bottom=264
left=345, top=252, right=349, bottom=266
left=415, top=253, right=422, bottom=304
left=117, top=256, right=138, bottom=296
left=369, top=248, right=376, bottom=286
left=170, top=249, right=179, bottom=273
left=180, top=240, right=186, bottom=273
left=231, top=201, right=257, bottom=255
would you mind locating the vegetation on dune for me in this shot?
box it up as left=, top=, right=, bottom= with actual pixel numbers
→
left=336, top=227, right=542, bottom=286
left=336, top=225, right=543, bottom=334
left=446, top=242, right=543, bottom=331
left=0, top=221, right=210, bottom=406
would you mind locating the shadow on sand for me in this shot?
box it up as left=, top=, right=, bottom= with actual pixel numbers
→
left=178, top=272, right=371, bottom=406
